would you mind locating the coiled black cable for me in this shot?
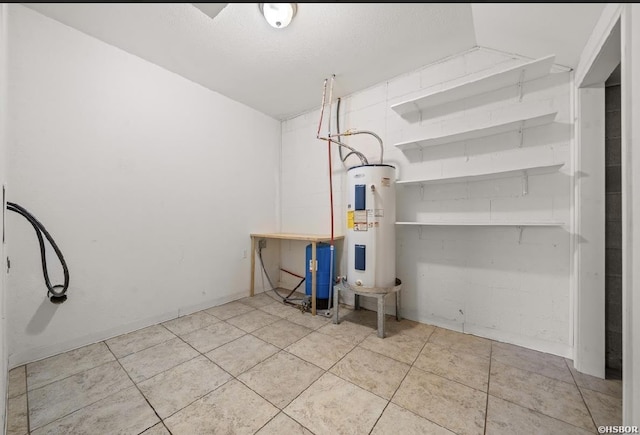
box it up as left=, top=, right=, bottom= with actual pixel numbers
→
left=257, top=244, right=304, bottom=306
left=6, top=202, right=69, bottom=303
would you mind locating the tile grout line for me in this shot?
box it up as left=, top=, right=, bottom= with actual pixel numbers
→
left=157, top=301, right=322, bottom=433
left=491, top=352, right=585, bottom=388
left=25, top=343, right=117, bottom=392
left=24, top=366, right=31, bottom=434
left=387, top=327, right=451, bottom=433
left=155, top=319, right=242, bottom=423
left=106, top=325, right=178, bottom=360
left=192, top=308, right=322, bottom=424
left=366, top=343, right=418, bottom=435
left=26, top=357, right=122, bottom=419
left=483, top=341, right=493, bottom=435
left=27, top=348, right=159, bottom=434
left=261, top=309, right=381, bottom=433
left=365, top=326, right=454, bottom=435
left=113, top=316, right=244, bottom=432
left=106, top=342, right=169, bottom=435
left=397, top=327, right=492, bottom=433
left=485, top=392, right=603, bottom=434
left=111, top=327, right=237, bottom=435
left=230, top=350, right=321, bottom=433
left=565, top=357, right=599, bottom=430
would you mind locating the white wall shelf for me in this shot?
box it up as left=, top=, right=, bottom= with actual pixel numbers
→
left=391, top=55, right=555, bottom=117
left=397, top=163, right=564, bottom=187
left=394, top=109, right=557, bottom=151
left=396, top=221, right=564, bottom=227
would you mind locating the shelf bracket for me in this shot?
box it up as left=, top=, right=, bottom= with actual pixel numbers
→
left=518, top=124, right=524, bottom=148
left=517, top=69, right=525, bottom=102
left=420, top=184, right=425, bottom=201
left=418, top=225, right=423, bottom=239
left=517, top=226, right=524, bottom=244
left=522, top=171, right=529, bottom=196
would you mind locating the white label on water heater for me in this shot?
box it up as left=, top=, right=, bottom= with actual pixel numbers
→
left=354, top=210, right=368, bottom=231
left=381, top=177, right=390, bottom=187
left=354, top=210, right=367, bottom=222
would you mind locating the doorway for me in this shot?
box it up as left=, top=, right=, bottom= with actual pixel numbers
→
left=605, top=64, right=622, bottom=379
left=574, top=18, right=621, bottom=378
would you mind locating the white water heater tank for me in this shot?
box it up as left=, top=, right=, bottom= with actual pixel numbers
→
left=346, top=164, right=396, bottom=289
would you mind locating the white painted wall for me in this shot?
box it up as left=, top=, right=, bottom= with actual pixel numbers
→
left=281, top=47, right=573, bottom=357
left=5, top=5, right=281, bottom=366
left=0, top=4, right=8, bottom=431
left=622, top=3, right=640, bottom=425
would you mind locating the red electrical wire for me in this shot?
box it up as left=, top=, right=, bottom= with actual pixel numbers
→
left=280, top=268, right=304, bottom=279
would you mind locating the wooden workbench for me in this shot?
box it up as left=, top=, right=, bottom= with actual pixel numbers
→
left=249, top=233, right=344, bottom=315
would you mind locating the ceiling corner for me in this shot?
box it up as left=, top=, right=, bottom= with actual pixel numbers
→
left=191, top=3, right=228, bottom=21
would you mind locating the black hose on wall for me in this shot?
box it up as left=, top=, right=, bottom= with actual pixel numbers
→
left=6, top=201, right=69, bottom=304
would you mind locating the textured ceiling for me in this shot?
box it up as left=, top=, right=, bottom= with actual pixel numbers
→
left=472, top=3, right=606, bottom=69
left=22, top=3, right=605, bottom=120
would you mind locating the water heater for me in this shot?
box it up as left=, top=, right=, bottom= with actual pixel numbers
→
left=346, top=164, right=396, bottom=289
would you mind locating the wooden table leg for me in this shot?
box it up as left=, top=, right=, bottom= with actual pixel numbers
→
left=250, top=236, right=255, bottom=297
left=311, top=241, right=317, bottom=316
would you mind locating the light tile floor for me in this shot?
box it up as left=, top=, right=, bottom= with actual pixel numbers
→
left=6, top=292, right=622, bottom=435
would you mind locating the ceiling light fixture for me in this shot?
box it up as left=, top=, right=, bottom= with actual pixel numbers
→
left=259, top=3, right=297, bottom=29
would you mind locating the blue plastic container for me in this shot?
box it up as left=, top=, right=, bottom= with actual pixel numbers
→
left=305, top=243, right=336, bottom=303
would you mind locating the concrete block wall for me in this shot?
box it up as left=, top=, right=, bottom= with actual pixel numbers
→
left=280, top=46, right=573, bottom=357
left=605, top=76, right=623, bottom=375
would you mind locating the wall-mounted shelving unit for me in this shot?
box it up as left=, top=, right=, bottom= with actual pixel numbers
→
left=391, top=55, right=555, bottom=118
left=398, top=162, right=564, bottom=197
left=396, top=221, right=564, bottom=227
left=396, top=220, right=564, bottom=242
left=397, top=162, right=564, bottom=187
left=394, top=109, right=557, bottom=151
left=391, top=53, right=563, bottom=237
